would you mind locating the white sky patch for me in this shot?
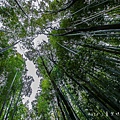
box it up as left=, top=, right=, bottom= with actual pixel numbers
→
left=16, top=34, right=48, bottom=109
left=31, top=0, right=44, bottom=10
left=15, top=43, right=26, bottom=55
left=34, top=34, right=48, bottom=48
left=52, top=19, right=60, bottom=28
left=0, top=22, right=2, bottom=27
left=23, top=60, right=42, bottom=109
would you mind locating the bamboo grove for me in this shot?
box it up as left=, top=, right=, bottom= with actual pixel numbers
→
left=0, top=0, right=120, bottom=120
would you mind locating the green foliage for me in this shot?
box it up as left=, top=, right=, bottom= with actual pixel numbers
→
left=37, top=96, right=49, bottom=115
left=37, top=58, right=48, bottom=78
left=1, top=0, right=120, bottom=119
left=41, top=79, right=51, bottom=92
left=35, top=78, right=52, bottom=120
left=35, top=0, right=120, bottom=119
left=0, top=42, right=25, bottom=120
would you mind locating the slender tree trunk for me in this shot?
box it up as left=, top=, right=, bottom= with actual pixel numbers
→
left=40, top=56, right=80, bottom=120
left=47, top=56, right=120, bottom=115
left=0, top=72, right=18, bottom=116
left=14, top=0, right=28, bottom=17
left=0, top=40, right=20, bottom=53
left=57, top=95, right=67, bottom=120
left=82, top=44, right=120, bottom=55
left=10, top=85, right=22, bottom=120
left=4, top=91, right=16, bottom=120
left=62, top=83, right=89, bottom=120
left=57, top=42, right=78, bottom=55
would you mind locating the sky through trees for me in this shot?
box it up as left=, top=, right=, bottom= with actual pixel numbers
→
left=0, top=0, right=120, bottom=120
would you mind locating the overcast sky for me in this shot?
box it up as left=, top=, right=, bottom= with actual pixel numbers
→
left=16, top=34, right=48, bottom=109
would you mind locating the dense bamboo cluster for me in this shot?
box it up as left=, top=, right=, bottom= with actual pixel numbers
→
left=36, top=0, right=120, bottom=119
left=0, top=0, right=120, bottom=120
